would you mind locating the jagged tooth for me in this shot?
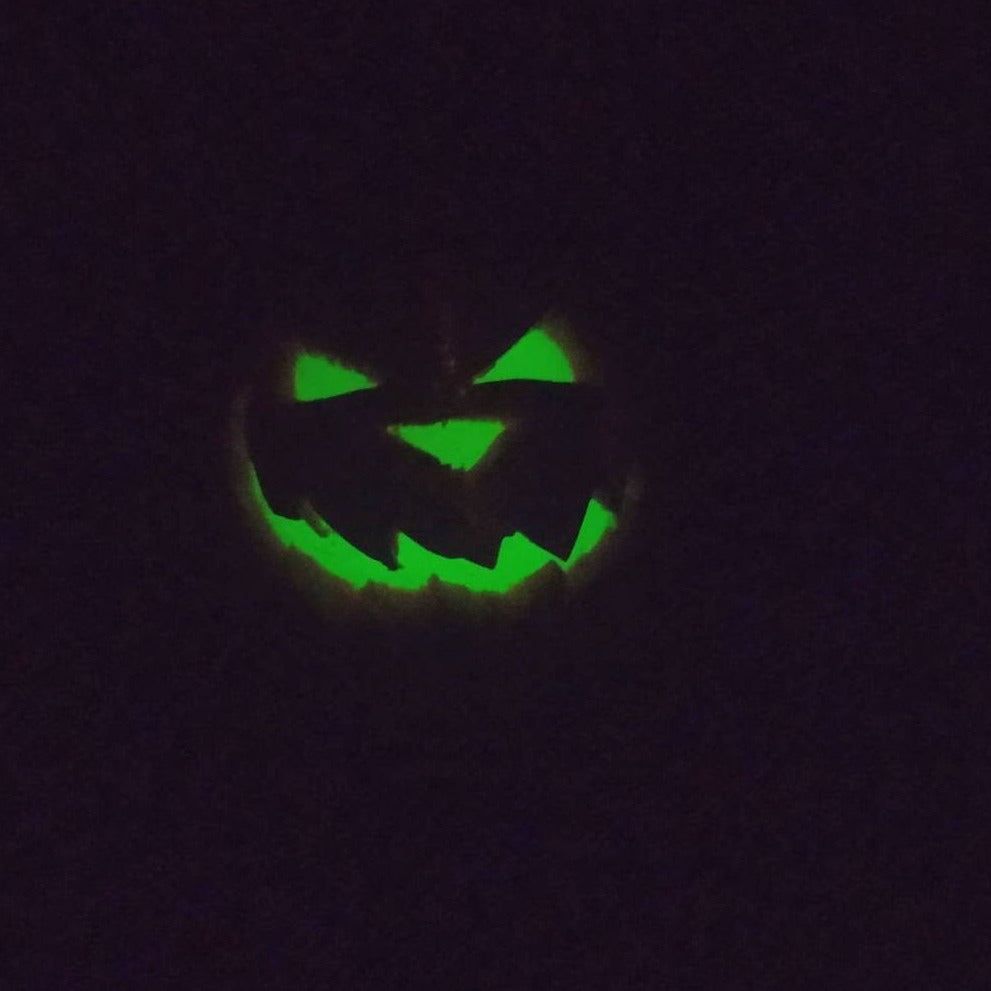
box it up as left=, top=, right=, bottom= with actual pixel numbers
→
left=245, top=411, right=303, bottom=517
left=398, top=517, right=464, bottom=562
left=456, top=528, right=504, bottom=569
left=513, top=489, right=591, bottom=561
left=341, top=527, right=401, bottom=570
left=313, top=512, right=400, bottom=569
left=250, top=465, right=302, bottom=519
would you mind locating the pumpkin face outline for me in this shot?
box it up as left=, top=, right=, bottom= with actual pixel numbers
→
left=230, top=316, right=635, bottom=610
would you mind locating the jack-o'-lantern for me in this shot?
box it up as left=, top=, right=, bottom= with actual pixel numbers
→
left=229, top=265, right=637, bottom=613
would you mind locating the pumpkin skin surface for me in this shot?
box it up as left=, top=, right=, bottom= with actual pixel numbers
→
left=236, top=322, right=631, bottom=602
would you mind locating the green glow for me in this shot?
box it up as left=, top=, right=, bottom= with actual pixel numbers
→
left=294, top=352, right=377, bottom=401
left=473, top=328, right=576, bottom=384
left=388, top=419, right=506, bottom=470
left=245, top=466, right=616, bottom=595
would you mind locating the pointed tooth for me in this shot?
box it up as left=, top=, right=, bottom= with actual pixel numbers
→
left=399, top=517, right=465, bottom=562
left=316, top=513, right=400, bottom=569
left=456, top=529, right=504, bottom=569
left=250, top=466, right=302, bottom=519
left=512, top=491, right=591, bottom=560
left=245, top=423, right=303, bottom=518
left=343, top=529, right=400, bottom=570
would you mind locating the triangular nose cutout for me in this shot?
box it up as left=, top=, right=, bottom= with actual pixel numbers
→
left=387, top=419, right=506, bottom=470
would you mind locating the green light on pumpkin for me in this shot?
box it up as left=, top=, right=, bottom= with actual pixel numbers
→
left=245, top=466, right=616, bottom=594
left=473, top=327, right=576, bottom=384
left=294, top=352, right=378, bottom=401
left=387, top=419, right=506, bottom=470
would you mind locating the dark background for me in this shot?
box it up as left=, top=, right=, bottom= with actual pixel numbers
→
left=7, top=5, right=985, bottom=987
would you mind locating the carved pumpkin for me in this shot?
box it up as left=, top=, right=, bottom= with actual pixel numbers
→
left=230, top=266, right=636, bottom=610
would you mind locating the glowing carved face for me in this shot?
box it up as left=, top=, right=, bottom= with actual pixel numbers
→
left=236, top=325, right=629, bottom=600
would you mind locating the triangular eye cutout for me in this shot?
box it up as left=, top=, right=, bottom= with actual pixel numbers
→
left=472, top=328, right=576, bottom=384
left=293, top=352, right=378, bottom=401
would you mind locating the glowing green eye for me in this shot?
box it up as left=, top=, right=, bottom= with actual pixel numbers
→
left=472, top=327, right=576, bottom=385
left=293, top=353, right=378, bottom=401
